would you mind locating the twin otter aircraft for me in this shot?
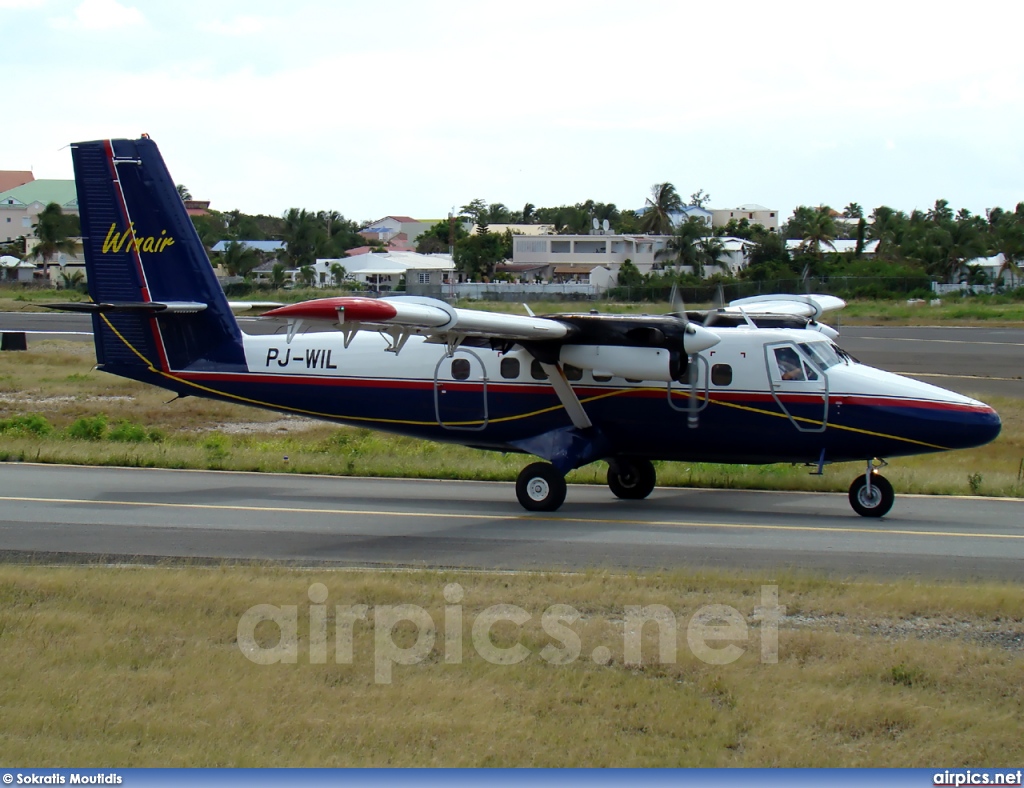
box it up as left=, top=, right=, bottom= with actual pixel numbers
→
left=57, top=136, right=1001, bottom=516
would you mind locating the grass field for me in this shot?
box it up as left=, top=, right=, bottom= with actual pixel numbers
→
left=1, top=341, right=1022, bottom=497
left=0, top=564, right=1021, bottom=766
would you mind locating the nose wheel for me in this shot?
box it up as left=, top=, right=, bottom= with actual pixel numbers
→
left=516, top=462, right=567, bottom=512
left=848, top=471, right=894, bottom=517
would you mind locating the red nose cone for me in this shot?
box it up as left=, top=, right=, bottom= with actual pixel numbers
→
left=263, top=297, right=398, bottom=322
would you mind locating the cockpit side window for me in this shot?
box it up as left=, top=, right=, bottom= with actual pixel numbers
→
left=798, top=341, right=840, bottom=370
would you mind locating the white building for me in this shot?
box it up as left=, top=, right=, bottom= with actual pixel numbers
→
left=711, top=204, right=780, bottom=232
left=313, top=251, right=455, bottom=291
left=784, top=239, right=879, bottom=257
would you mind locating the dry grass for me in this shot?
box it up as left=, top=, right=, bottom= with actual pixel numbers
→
left=0, top=564, right=1021, bottom=766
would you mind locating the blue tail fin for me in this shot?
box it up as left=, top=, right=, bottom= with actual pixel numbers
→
left=71, top=136, right=245, bottom=373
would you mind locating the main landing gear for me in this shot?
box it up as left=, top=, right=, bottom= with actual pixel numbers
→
left=515, top=462, right=568, bottom=512
left=607, top=458, right=657, bottom=500
left=515, top=457, right=658, bottom=512
left=848, top=462, right=895, bottom=518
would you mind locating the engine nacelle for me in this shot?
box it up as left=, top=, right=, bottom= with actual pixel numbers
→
left=559, top=345, right=682, bottom=382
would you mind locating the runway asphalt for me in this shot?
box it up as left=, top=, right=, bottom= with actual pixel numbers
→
left=2, top=312, right=1021, bottom=399
left=1, top=464, right=1022, bottom=579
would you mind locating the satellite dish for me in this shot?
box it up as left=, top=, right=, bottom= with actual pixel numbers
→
left=602, top=219, right=610, bottom=232
left=592, top=218, right=599, bottom=230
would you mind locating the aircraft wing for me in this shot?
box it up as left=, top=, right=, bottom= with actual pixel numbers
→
left=260, top=295, right=574, bottom=344
left=726, top=294, right=845, bottom=319
left=258, top=295, right=721, bottom=356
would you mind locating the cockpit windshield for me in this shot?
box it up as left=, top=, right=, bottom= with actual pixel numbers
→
left=798, top=341, right=843, bottom=370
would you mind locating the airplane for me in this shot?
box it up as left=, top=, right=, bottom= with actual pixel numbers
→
left=49, top=135, right=1001, bottom=518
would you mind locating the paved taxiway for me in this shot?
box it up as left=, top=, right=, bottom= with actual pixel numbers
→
left=2, top=313, right=1021, bottom=399
left=1, top=464, right=1022, bottom=579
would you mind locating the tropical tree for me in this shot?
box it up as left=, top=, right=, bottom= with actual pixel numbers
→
left=989, top=205, right=1024, bottom=287
left=280, top=208, right=325, bottom=268
left=269, top=262, right=288, bottom=289
left=694, top=237, right=728, bottom=278
left=453, top=227, right=511, bottom=280
left=176, top=184, right=192, bottom=201
left=29, top=203, right=80, bottom=281
left=459, top=199, right=488, bottom=224
left=867, top=205, right=907, bottom=261
left=416, top=218, right=468, bottom=254
left=639, top=182, right=683, bottom=235
left=792, top=206, right=837, bottom=259
left=298, top=265, right=316, bottom=288
left=330, top=262, right=348, bottom=287
left=656, top=217, right=706, bottom=272
left=689, top=189, right=711, bottom=208
left=217, top=241, right=262, bottom=278
left=843, top=202, right=863, bottom=219
left=58, top=269, right=85, bottom=292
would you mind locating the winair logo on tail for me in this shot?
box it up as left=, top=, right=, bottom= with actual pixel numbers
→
left=102, top=223, right=175, bottom=254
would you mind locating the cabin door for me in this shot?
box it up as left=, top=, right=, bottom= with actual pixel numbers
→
left=434, top=348, right=489, bottom=431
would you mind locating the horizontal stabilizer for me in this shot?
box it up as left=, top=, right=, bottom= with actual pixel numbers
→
left=43, top=301, right=208, bottom=314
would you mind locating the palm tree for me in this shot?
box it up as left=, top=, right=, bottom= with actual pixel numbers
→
left=798, top=208, right=838, bottom=259
left=218, top=241, right=262, bottom=278
left=695, top=237, right=728, bottom=278
left=176, top=184, right=192, bottom=201
left=989, top=205, right=1024, bottom=288
left=58, top=269, right=85, bottom=292
left=330, top=262, right=348, bottom=287
left=269, top=263, right=287, bottom=289
left=639, top=183, right=682, bottom=235
left=29, top=203, right=79, bottom=283
left=298, top=265, right=316, bottom=288
left=656, top=217, right=705, bottom=272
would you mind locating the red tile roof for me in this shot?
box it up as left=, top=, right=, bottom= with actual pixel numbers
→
left=0, top=171, right=34, bottom=193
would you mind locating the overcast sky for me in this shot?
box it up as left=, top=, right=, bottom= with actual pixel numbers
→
left=3, top=0, right=1022, bottom=225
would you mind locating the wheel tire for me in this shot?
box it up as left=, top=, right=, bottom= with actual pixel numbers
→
left=848, top=473, right=895, bottom=518
left=516, top=462, right=567, bottom=512
left=607, top=458, right=657, bottom=500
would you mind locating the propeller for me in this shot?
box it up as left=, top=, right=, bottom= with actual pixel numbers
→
left=669, top=285, right=718, bottom=429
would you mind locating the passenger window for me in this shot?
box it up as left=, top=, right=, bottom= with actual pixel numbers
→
left=592, top=373, right=612, bottom=383
left=711, top=364, right=732, bottom=386
left=531, top=360, right=548, bottom=380
left=564, top=364, right=583, bottom=381
left=500, top=357, right=520, bottom=379
left=451, top=358, right=470, bottom=380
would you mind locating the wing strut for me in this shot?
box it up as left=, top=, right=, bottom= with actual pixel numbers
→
left=538, top=362, right=592, bottom=430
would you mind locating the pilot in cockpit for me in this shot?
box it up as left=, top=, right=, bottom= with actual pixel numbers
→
left=775, top=347, right=806, bottom=381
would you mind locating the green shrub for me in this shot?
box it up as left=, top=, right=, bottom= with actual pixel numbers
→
left=67, top=415, right=108, bottom=441
left=108, top=420, right=149, bottom=443
left=0, top=413, right=53, bottom=437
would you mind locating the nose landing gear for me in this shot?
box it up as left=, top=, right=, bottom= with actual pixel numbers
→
left=848, top=460, right=894, bottom=517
